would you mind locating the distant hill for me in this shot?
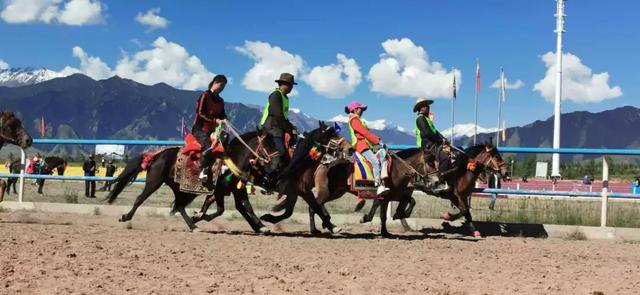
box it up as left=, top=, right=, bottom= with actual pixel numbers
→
left=461, top=106, right=640, bottom=162
left=0, top=74, right=414, bottom=157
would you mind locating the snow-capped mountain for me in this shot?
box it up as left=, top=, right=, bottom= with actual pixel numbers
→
left=329, top=114, right=409, bottom=133
left=0, top=68, right=64, bottom=87
left=441, top=123, right=498, bottom=139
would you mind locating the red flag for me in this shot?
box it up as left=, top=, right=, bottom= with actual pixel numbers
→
left=475, top=59, right=481, bottom=93
left=181, top=117, right=188, bottom=137
left=40, top=116, right=45, bottom=137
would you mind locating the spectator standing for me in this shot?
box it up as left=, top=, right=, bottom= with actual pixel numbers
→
left=101, top=160, right=117, bottom=191
left=83, top=154, right=97, bottom=198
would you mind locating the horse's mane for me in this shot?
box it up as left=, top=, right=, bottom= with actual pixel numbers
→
left=465, top=144, right=486, bottom=158
left=394, top=147, right=421, bottom=159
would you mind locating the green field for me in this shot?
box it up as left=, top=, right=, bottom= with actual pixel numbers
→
left=4, top=180, right=640, bottom=228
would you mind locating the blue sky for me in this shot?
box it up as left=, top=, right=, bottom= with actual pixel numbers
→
left=1, top=0, right=638, bottom=133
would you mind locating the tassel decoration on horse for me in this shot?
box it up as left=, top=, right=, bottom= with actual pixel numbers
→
left=308, top=144, right=323, bottom=161
left=466, top=159, right=477, bottom=172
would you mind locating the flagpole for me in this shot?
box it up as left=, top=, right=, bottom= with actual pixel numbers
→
left=450, top=68, right=456, bottom=144
left=496, top=67, right=504, bottom=148
left=474, top=58, right=479, bottom=145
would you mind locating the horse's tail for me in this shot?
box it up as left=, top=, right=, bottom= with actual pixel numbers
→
left=106, top=153, right=147, bottom=204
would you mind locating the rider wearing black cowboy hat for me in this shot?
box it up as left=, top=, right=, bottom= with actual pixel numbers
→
left=259, top=73, right=298, bottom=188
left=414, top=97, right=451, bottom=192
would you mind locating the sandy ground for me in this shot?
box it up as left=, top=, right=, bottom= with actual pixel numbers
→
left=1, top=210, right=639, bottom=295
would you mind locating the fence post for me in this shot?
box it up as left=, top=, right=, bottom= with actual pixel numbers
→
left=600, top=157, right=609, bottom=227
left=18, top=148, right=25, bottom=203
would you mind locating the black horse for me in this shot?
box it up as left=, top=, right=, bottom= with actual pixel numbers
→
left=107, top=128, right=279, bottom=232
left=192, top=122, right=344, bottom=233
left=0, top=111, right=33, bottom=201
left=5, top=156, right=66, bottom=195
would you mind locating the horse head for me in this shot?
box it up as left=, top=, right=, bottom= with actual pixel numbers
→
left=0, top=111, right=33, bottom=149
left=469, top=141, right=507, bottom=176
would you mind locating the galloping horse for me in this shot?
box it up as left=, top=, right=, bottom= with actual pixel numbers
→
left=192, top=122, right=344, bottom=233
left=257, top=125, right=348, bottom=232
left=0, top=111, right=33, bottom=201
left=107, top=128, right=279, bottom=232
left=366, top=143, right=507, bottom=237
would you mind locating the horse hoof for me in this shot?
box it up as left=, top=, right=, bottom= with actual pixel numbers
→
left=118, top=215, right=127, bottom=222
left=330, top=226, right=342, bottom=234
left=441, top=212, right=451, bottom=221
left=257, top=226, right=271, bottom=234
left=473, top=231, right=482, bottom=238
left=310, top=229, right=321, bottom=235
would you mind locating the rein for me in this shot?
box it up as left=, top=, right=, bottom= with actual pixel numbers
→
left=224, top=122, right=272, bottom=163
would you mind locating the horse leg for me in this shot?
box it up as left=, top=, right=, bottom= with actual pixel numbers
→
left=308, top=206, right=321, bottom=234
left=37, top=179, right=44, bottom=194
left=119, top=170, right=164, bottom=222
left=300, top=190, right=339, bottom=233
left=201, top=193, right=225, bottom=222
left=260, top=193, right=297, bottom=224
left=464, top=210, right=481, bottom=238
left=232, top=188, right=267, bottom=233
left=380, top=200, right=391, bottom=237
left=360, top=199, right=380, bottom=223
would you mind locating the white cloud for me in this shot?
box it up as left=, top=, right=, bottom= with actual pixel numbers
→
left=59, top=37, right=215, bottom=90
left=0, top=59, right=9, bottom=70
left=0, top=0, right=104, bottom=26
left=329, top=114, right=390, bottom=130
left=60, top=46, right=111, bottom=79
left=304, top=53, right=362, bottom=98
left=235, top=40, right=304, bottom=93
left=57, top=0, right=103, bottom=25
left=368, top=38, right=460, bottom=98
left=533, top=52, right=622, bottom=103
left=135, top=8, right=168, bottom=31
left=490, top=77, right=524, bottom=90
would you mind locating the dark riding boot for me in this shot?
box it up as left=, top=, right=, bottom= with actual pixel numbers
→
left=199, top=149, right=214, bottom=184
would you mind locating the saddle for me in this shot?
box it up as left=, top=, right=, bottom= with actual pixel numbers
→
left=349, top=150, right=392, bottom=199
left=174, top=134, right=223, bottom=194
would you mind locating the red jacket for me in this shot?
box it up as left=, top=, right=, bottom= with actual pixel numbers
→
left=193, top=91, right=227, bottom=132
left=349, top=115, right=380, bottom=153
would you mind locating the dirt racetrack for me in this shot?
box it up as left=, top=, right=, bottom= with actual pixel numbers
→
left=1, top=210, right=639, bottom=295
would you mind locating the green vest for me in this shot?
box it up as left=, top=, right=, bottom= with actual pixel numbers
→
left=260, top=88, right=289, bottom=125
left=415, top=113, right=437, bottom=147
left=348, top=114, right=374, bottom=149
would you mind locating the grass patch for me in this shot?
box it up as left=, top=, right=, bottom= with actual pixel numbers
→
left=63, top=188, right=79, bottom=204
left=564, top=229, right=587, bottom=241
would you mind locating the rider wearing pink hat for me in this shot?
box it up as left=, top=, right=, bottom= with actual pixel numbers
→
left=345, top=101, right=389, bottom=194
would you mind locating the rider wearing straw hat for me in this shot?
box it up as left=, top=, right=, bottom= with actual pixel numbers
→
left=346, top=101, right=389, bottom=195
left=414, top=97, right=450, bottom=192
left=260, top=73, right=298, bottom=188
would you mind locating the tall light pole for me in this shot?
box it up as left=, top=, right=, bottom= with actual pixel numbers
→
left=551, top=0, right=565, bottom=179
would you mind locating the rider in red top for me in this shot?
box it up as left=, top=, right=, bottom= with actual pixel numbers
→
left=192, top=75, right=228, bottom=181
left=346, top=101, right=389, bottom=195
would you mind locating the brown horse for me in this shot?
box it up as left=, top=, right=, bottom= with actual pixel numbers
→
left=368, top=143, right=507, bottom=237
left=192, top=122, right=345, bottom=233
left=265, top=138, right=415, bottom=234
left=0, top=111, right=33, bottom=202
left=258, top=135, right=351, bottom=233
left=300, top=142, right=506, bottom=237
